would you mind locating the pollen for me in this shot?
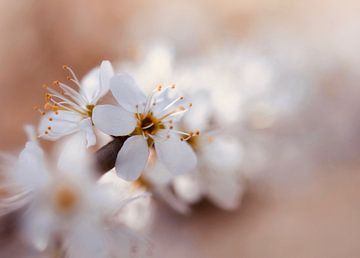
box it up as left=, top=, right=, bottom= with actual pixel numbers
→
left=49, top=117, right=53, bottom=121
left=53, top=185, right=79, bottom=213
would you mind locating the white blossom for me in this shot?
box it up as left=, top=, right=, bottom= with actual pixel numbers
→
left=93, top=74, right=197, bottom=181
left=37, top=61, right=114, bottom=148
left=3, top=131, right=149, bottom=258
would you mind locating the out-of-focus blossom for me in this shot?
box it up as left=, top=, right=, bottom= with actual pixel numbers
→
left=99, top=169, right=154, bottom=231
left=1, top=129, right=149, bottom=258
left=93, top=74, right=197, bottom=181
left=37, top=61, right=114, bottom=147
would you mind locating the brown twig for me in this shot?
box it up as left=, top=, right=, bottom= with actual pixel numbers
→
left=95, top=136, right=128, bottom=175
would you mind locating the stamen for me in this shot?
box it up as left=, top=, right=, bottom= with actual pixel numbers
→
left=158, top=107, right=187, bottom=122
left=33, top=106, right=46, bottom=115
left=142, top=123, right=154, bottom=130
left=162, top=96, right=185, bottom=112
left=62, top=65, right=80, bottom=84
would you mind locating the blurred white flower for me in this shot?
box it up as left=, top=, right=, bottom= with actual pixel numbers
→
left=99, top=170, right=154, bottom=231
left=172, top=91, right=245, bottom=210
left=93, top=74, right=197, bottom=181
left=37, top=61, right=114, bottom=147
left=4, top=130, right=149, bottom=258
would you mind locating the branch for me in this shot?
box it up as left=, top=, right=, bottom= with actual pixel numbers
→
left=95, top=136, right=128, bottom=175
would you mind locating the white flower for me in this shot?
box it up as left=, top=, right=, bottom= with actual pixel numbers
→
left=37, top=61, right=114, bottom=147
left=93, top=74, right=197, bottom=181
left=173, top=135, right=245, bottom=210
left=99, top=169, right=154, bottom=231
left=172, top=91, right=245, bottom=210
left=5, top=132, right=149, bottom=258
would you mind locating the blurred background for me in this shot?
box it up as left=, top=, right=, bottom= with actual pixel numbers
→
left=1, top=0, right=360, bottom=257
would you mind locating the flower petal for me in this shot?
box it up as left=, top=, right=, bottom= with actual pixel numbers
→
left=172, top=174, right=202, bottom=204
left=80, top=66, right=101, bottom=104
left=81, top=61, right=114, bottom=104
left=115, top=136, right=149, bottom=181
left=38, top=111, right=83, bottom=140
left=110, top=74, right=146, bottom=113
left=202, top=168, right=244, bottom=210
left=22, top=206, right=53, bottom=251
left=92, top=105, right=136, bottom=136
left=79, top=118, right=96, bottom=147
left=99, top=60, right=114, bottom=99
left=15, top=140, right=49, bottom=189
left=155, top=135, right=197, bottom=175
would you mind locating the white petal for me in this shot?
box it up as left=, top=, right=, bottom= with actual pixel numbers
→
left=98, top=60, right=114, bottom=99
left=38, top=111, right=82, bottom=140
left=56, top=132, right=90, bottom=174
left=92, top=105, right=136, bottom=136
left=203, top=169, right=245, bottom=210
left=143, top=158, right=174, bottom=185
left=173, top=174, right=202, bottom=204
left=21, top=207, right=53, bottom=251
left=15, top=140, right=49, bottom=189
left=115, top=136, right=149, bottom=181
left=154, top=186, right=191, bottom=214
left=79, top=118, right=96, bottom=147
left=80, top=66, right=101, bottom=104
left=110, top=74, right=146, bottom=113
left=201, top=136, right=243, bottom=171
left=182, top=89, right=213, bottom=130
left=65, top=220, right=108, bottom=258
left=155, top=135, right=197, bottom=175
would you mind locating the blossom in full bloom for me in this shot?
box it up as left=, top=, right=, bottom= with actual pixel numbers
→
left=93, top=74, right=197, bottom=181
left=37, top=61, right=114, bottom=147
left=2, top=130, right=149, bottom=258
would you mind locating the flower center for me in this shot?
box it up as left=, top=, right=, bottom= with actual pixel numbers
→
left=132, top=113, right=166, bottom=144
left=86, top=104, right=95, bottom=117
left=53, top=185, right=79, bottom=214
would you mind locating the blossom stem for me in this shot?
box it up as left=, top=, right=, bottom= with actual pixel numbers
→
left=95, top=136, right=129, bottom=174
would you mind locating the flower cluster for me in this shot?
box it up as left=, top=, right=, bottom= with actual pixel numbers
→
left=0, top=58, right=246, bottom=257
